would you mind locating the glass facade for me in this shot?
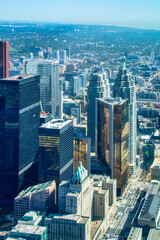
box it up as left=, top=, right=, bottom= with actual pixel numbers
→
left=38, top=120, right=73, bottom=188
left=96, top=98, right=129, bottom=195
left=0, top=75, right=40, bottom=206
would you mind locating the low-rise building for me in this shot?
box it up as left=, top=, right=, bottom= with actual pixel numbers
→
left=14, top=181, right=56, bottom=223
left=18, top=211, right=46, bottom=226
left=127, top=227, right=142, bottom=240
left=138, top=194, right=160, bottom=228
left=147, top=229, right=160, bottom=240
left=6, top=224, right=47, bottom=240
left=45, top=214, right=90, bottom=240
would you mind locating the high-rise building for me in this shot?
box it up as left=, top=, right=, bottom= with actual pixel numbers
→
left=38, top=119, right=73, bottom=189
left=65, top=48, right=70, bottom=58
left=96, top=98, right=129, bottom=194
left=87, top=68, right=110, bottom=152
left=0, top=41, right=9, bottom=78
left=24, top=59, right=60, bottom=118
left=0, top=75, right=40, bottom=207
left=54, top=50, right=59, bottom=60
left=60, top=50, right=67, bottom=62
left=73, top=128, right=91, bottom=174
left=113, top=57, right=137, bottom=175
left=70, top=76, right=81, bottom=96
left=14, top=181, right=56, bottom=223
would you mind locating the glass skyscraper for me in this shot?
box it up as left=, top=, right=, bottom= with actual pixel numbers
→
left=113, top=58, right=137, bottom=175
left=87, top=68, right=110, bottom=152
left=38, top=119, right=73, bottom=188
left=0, top=75, right=40, bottom=206
left=0, top=41, right=9, bottom=79
left=24, top=59, right=60, bottom=118
left=96, top=98, right=129, bottom=195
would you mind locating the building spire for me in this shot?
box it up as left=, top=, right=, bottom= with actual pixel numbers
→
left=122, top=56, right=126, bottom=70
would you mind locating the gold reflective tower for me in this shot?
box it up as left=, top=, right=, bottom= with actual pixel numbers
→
left=96, top=97, right=129, bottom=195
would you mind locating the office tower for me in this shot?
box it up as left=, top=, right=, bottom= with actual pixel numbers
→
left=73, top=128, right=91, bottom=174
left=113, top=57, right=137, bottom=175
left=45, top=214, right=90, bottom=240
left=58, top=162, right=93, bottom=218
left=70, top=76, right=81, bottom=96
left=54, top=50, right=59, bottom=60
left=96, top=98, right=129, bottom=194
left=93, top=187, right=109, bottom=220
left=14, top=181, right=56, bottom=223
left=0, top=41, right=9, bottom=78
left=59, top=78, right=63, bottom=119
left=39, top=119, right=73, bottom=188
left=65, top=48, right=70, bottom=58
left=0, top=75, right=40, bottom=207
left=87, top=68, right=110, bottom=152
left=60, top=50, right=67, bottom=62
left=7, top=224, right=47, bottom=240
left=24, top=59, right=60, bottom=118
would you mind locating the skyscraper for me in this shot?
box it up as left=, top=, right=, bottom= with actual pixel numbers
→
left=38, top=119, right=73, bottom=189
left=113, top=57, right=137, bottom=175
left=96, top=97, right=129, bottom=194
left=0, top=41, right=9, bottom=79
left=0, top=75, right=40, bottom=206
left=24, top=59, right=60, bottom=118
left=87, top=68, right=110, bottom=152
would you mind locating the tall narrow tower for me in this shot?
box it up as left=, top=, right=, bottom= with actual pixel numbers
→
left=113, top=57, right=137, bottom=175
left=87, top=67, right=110, bottom=152
left=0, top=41, right=9, bottom=79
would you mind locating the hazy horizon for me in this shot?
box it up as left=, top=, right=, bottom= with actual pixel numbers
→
left=1, top=0, right=160, bottom=31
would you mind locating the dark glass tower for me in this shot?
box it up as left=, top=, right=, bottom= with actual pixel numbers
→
left=39, top=119, right=73, bottom=187
left=0, top=75, right=40, bottom=207
left=0, top=41, right=9, bottom=79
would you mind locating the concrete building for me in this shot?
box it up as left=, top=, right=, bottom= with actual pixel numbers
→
left=138, top=194, right=160, bottom=228
left=96, top=97, right=129, bottom=195
left=93, top=187, right=108, bottom=220
left=14, top=181, right=56, bottom=223
left=45, top=214, right=90, bottom=240
left=150, top=149, right=160, bottom=180
left=127, top=227, right=142, bottom=240
left=18, top=211, right=46, bottom=226
left=87, top=68, right=110, bottom=152
left=147, top=229, right=160, bottom=240
left=102, top=178, right=117, bottom=206
left=73, top=128, right=91, bottom=174
left=7, top=224, right=47, bottom=240
left=59, top=162, right=93, bottom=218
left=113, top=57, right=137, bottom=175
left=24, top=59, right=61, bottom=118
left=38, top=119, right=73, bottom=190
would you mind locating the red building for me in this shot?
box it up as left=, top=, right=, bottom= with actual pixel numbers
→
left=0, top=41, right=9, bottom=78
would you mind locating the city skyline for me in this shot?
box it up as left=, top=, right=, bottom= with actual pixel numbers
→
left=1, top=0, right=160, bottom=30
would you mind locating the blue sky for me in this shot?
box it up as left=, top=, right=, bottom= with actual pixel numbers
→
left=1, top=0, right=160, bottom=29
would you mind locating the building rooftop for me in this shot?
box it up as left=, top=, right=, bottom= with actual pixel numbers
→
left=46, top=214, right=89, bottom=224
left=127, top=227, right=142, bottom=240
left=10, top=224, right=46, bottom=236
left=147, top=229, right=160, bottom=240
left=138, top=194, right=160, bottom=222
left=18, top=211, right=46, bottom=226
left=15, top=181, right=55, bottom=199
left=73, top=128, right=88, bottom=139
left=40, top=119, right=72, bottom=130
left=97, top=97, right=128, bottom=106
left=1, top=74, right=37, bottom=81
left=70, top=161, right=88, bottom=184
